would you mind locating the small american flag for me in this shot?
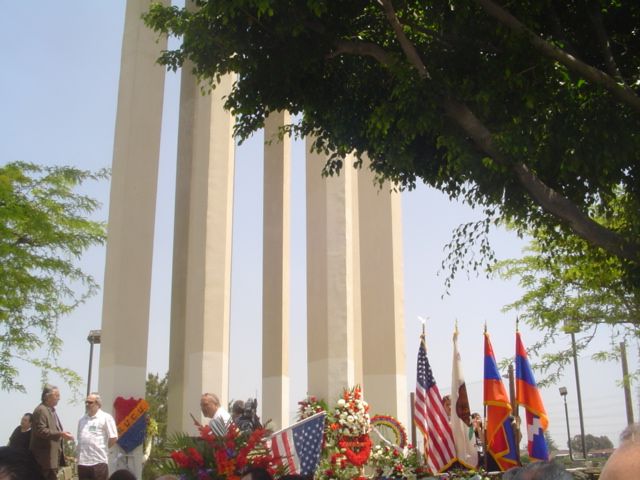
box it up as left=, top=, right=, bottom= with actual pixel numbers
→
left=269, top=412, right=326, bottom=476
left=414, top=335, right=456, bottom=473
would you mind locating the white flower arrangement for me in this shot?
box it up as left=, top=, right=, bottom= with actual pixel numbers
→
left=329, top=385, right=371, bottom=437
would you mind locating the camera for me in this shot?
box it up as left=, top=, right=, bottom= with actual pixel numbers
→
left=234, top=397, right=262, bottom=432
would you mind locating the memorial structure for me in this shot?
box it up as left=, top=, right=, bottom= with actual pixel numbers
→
left=98, top=0, right=407, bottom=472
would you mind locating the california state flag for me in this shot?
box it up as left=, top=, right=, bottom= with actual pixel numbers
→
left=451, top=327, right=478, bottom=468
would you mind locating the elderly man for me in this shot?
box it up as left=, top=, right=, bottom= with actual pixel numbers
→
left=30, top=385, right=74, bottom=480
left=200, top=393, right=231, bottom=436
left=76, top=393, right=118, bottom=480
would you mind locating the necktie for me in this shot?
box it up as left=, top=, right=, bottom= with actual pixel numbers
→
left=52, top=408, right=63, bottom=432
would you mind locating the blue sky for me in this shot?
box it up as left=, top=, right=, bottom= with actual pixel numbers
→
left=0, top=1, right=634, bottom=450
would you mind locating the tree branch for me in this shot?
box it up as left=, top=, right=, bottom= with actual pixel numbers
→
left=586, top=0, right=624, bottom=81
left=441, top=97, right=639, bottom=264
left=378, top=0, right=430, bottom=79
left=328, top=40, right=395, bottom=67
left=474, top=0, right=640, bottom=113
left=332, top=1, right=638, bottom=265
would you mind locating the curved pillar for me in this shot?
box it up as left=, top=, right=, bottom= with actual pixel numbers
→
left=358, top=165, right=407, bottom=427
left=167, top=70, right=235, bottom=434
left=306, top=141, right=362, bottom=403
left=262, top=111, right=291, bottom=429
left=98, top=0, right=167, bottom=476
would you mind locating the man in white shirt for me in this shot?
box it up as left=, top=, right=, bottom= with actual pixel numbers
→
left=200, top=393, right=231, bottom=436
left=76, top=393, right=118, bottom=480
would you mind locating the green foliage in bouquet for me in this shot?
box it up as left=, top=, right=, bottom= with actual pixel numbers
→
left=368, top=444, right=424, bottom=479
left=297, top=395, right=329, bottom=421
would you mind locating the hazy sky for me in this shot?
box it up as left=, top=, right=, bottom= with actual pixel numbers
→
left=0, top=1, right=635, bottom=450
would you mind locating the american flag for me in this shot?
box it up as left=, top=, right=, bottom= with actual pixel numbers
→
left=269, top=412, right=326, bottom=476
left=414, top=335, right=456, bottom=473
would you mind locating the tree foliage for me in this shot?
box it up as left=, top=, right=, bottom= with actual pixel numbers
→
left=569, top=433, right=613, bottom=453
left=494, top=195, right=639, bottom=385
left=144, top=0, right=640, bottom=288
left=143, top=372, right=169, bottom=480
left=0, top=161, right=107, bottom=391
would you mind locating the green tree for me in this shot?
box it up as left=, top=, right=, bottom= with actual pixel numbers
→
left=569, top=434, right=613, bottom=453
left=143, top=0, right=640, bottom=288
left=0, top=161, right=107, bottom=391
left=143, top=372, right=169, bottom=480
left=494, top=209, right=639, bottom=384
left=544, top=431, right=558, bottom=453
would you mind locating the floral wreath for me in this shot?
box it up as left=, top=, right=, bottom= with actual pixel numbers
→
left=338, top=434, right=372, bottom=467
left=297, top=395, right=328, bottom=421
left=370, top=414, right=408, bottom=448
left=326, top=386, right=372, bottom=469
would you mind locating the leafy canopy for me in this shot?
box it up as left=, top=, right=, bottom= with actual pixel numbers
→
left=569, top=434, right=613, bottom=453
left=494, top=191, right=639, bottom=385
left=144, top=0, right=640, bottom=287
left=0, top=161, right=107, bottom=392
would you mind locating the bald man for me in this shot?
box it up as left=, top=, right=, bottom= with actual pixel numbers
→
left=199, top=393, right=231, bottom=436
left=600, top=423, right=640, bottom=480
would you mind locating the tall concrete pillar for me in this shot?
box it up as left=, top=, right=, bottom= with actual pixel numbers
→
left=262, top=111, right=291, bottom=429
left=167, top=70, right=235, bottom=434
left=99, top=0, right=167, bottom=475
left=306, top=142, right=362, bottom=403
left=357, top=166, right=407, bottom=427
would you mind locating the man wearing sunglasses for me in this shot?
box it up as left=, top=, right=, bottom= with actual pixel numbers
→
left=76, top=393, right=118, bottom=480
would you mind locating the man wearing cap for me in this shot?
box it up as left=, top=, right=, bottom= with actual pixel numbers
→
left=76, top=392, right=118, bottom=480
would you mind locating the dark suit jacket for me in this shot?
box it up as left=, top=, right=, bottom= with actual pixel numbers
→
left=30, top=403, right=66, bottom=470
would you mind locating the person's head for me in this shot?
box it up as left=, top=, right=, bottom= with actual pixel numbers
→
left=240, top=466, right=273, bottom=480
left=41, top=385, right=60, bottom=407
left=600, top=423, right=640, bottom=480
left=200, top=393, right=221, bottom=418
left=619, top=422, right=640, bottom=445
left=108, top=469, right=137, bottom=480
left=231, top=400, right=245, bottom=418
left=442, top=395, right=451, bottom=416
left=0, top=446, right=45, bottom=480
left=85, top=392, right=102, bottom=416
left=502, top=461, right=572, bottom=480
left=278, top=475, right=310, bottom=480
left=471, top=412, right=482, bottom=429
left=20, top=413, right=32, bottom=431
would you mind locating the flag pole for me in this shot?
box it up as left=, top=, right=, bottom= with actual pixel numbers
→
left=482, top=322, right=488, bottom=472
left=513, top=318, right=521, bottom=463
left=417, top=316, right=428, bottom=466
left=420, top=316, right=427, bottom=467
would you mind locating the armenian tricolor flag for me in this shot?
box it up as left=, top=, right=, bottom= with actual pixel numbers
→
left=516, top=331, right=549, bottom=461
left=483, top=331, right=519, bottom=471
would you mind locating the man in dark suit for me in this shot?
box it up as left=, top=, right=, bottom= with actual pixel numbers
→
left=29, top=385, right=74, bottom=480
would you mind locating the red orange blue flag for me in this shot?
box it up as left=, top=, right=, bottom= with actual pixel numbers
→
left=483, top=331, right=519, bottom=471
left=516, top=331, right=549, bottom=461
